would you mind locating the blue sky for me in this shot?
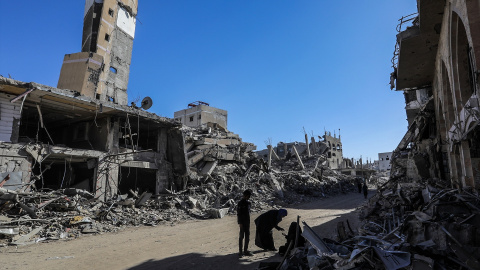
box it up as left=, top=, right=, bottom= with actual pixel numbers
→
left=0, top=1, right=417, bottom=162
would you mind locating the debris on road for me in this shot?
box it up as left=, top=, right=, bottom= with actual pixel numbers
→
left=265, top=176, right=480, bottom=270
left=0, top=125, right=358, bottom=247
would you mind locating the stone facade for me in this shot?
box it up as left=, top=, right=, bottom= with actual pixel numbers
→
left=393, top=0, right=480, bottom=190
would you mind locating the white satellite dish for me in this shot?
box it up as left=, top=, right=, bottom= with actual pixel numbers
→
left=141, top=97, right=153, bottom=110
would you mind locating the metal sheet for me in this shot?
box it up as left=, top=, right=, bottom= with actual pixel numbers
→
left=373, top=247, right=411, bottom=270
left=301, top=221, right=332, bottom=256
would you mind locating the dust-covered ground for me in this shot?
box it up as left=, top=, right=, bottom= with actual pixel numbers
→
left=0, top=190, right=372, bottom=270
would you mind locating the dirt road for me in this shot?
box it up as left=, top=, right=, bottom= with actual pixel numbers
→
left=1, top=190, right=372, bottom=270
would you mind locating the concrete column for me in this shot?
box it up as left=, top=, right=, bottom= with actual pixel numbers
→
left=460, top=140, right=474, bottom=187
left=96, top=117, right=120, bottom=201
left=95, top=158, right=117, bottom=201
left=292, top=145, right=305, bottom=170
left=155, top=128, right=168, bottom=194
left=267, top=145, right=273, bottom=168
left=271, top=148, right=280, bottom=160
left=305, top=134, right=311, bottom=157
left=449, top=146, right=462, bottom=189
left=311, top=137, right=317, bottom=155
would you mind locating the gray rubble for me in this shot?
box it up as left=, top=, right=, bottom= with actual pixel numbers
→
left=265, top=176, right=480, bottom=270
left=0, top=125, right=357, bottom=247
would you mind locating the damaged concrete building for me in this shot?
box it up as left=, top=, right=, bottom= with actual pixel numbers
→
left=58, top=0, right=138, bottom=105
left=0, top=77, right=188, bottom=201
left=323, top=131, right=344, bottom=169
left=391, top=0, right=480, bottom=190
left=174, top=101, right=228, bottom=130
left=0, top=0, right=192, bottom=201
left=256, top=130, right=347, bottom=170
left=378, top=151, right=392, bottom=172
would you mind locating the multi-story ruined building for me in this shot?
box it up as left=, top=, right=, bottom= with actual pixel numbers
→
left=174, top=101, right=228, bottom=130
left=323, top=131, right=344, bottom=169
left=392, top=0, right=480, bottom=189
left=256, top=130, right=345, bottom=169
left=0, top=0, right=191, bottom=201
left=378, top=152, right=392, bottom=172
left=58, top=0, right=138, bottom=105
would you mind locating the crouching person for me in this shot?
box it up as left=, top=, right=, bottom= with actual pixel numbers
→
left=254, top=209, right=287, bottom=251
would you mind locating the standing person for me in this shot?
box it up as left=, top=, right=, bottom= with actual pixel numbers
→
left=237, top=189, right=253, bottom=257
left=254, top=209, right=287, bottom=251
left=363, top=181, right=368, bottom=199
left=356, top=178, right=362, bottom=193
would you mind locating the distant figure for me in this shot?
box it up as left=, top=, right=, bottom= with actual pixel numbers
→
left=254, top=209, right=287, bottom=251
left=285, top=150, right=292, bottom=161
left=356, top=178, right=362, bottom=193
left=237, top=189, right=253, bottom=257
left=363, top=182, right=368, bottom=199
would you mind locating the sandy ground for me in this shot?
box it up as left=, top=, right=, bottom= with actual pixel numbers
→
left=0, top=190, right=372, bottom=270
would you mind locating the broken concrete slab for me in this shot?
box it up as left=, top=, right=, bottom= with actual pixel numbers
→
left=11, top=226, right=43, bottom=245
left=200, top=161, right=217, bottom=176
left=135, top=192, right=152, bottom=207
left=207, top=208, right=229, bottom=219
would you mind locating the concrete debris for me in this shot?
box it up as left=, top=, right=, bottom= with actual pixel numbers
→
left=0, top=124, right=360, bottom=247
left=357, top=176, right=480, bottom=270
left=262, top=176, right=480, bottom=270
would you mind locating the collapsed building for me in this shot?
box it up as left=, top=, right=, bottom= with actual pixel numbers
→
left=0, top=76, right=187, bottom=200
left=174, top=101, right=228, bottom=131
left=257, top=130, right=346, bottom=169
left=0, top=0, right=363, bottom=247
left=58, top=0, right=138, bottom=105
left=261, top=3, right=480, bottom=268
left=391, top=0, right=480, bottom=190
left=0, top=0, right=191, bottom=201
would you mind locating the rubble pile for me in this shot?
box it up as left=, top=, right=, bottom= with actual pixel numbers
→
left=0, top=126, right=359, bottom=247
left=184, top=125, right=256, bottom=178
left=266, top=176, right=480, bottom=269
left=0, top=187, right=196, bottom=247
left=183, top=126, right=357, bottom=209
left=357, top=177, right=480, bottom=269
left=270, top=156, right=357, bottom=200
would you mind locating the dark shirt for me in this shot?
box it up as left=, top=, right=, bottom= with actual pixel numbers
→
left=237, top=198, right=251, bottom=224
left=255, top=210, right=283, bottom=231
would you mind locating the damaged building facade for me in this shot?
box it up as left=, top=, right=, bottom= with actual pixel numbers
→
left=0, top=0, right=191, bottom=201
left=392, top=0, right=480, bottom=190
left=174, top=101, right=228, bottom=130
left=0, top=77, right=188, bottom=201
left=256, top=130, right=347, bottom=170
left=58, top=0, right=138, bottom=105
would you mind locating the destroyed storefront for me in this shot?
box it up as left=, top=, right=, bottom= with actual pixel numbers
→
left=0, top=76, right=188, bottom=201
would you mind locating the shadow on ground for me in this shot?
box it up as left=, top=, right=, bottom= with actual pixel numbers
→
left=290, top=189, right=375, bottom=211
left=127, top=251, right=284, bottom=270
left=127, top=190, right=375, bottom=270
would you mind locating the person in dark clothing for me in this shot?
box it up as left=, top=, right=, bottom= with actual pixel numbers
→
left=278, top=222, right=306, bottom=256
left=237, top=189, right=253, bottom=257
left=363, top=181, right=368, bottom=199
left=254, top=209, right=287, bottom=251
left=356, top=178, right=362, bottom=193
left=285, top=151, right=292, bottom=161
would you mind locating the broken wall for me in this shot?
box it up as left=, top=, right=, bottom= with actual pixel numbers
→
left=174, top=105, right=228, bottom=130
left=57, top=52, right=103, bottom=98
left=0, top=145, right=31, bottom=190
left=0, top=93, right=21, bottom=143
left=58, top=0, right=137, bottom=105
